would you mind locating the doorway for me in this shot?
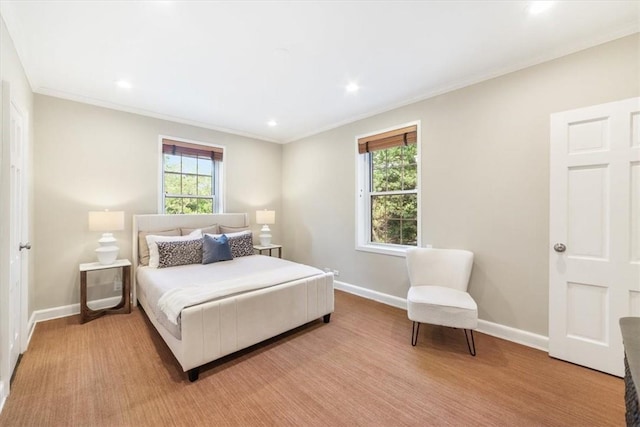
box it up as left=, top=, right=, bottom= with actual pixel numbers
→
left=549, top=97, right=640, bottom=377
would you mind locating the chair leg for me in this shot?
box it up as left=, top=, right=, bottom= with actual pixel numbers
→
left=411, top=322, right=420, bottom=346
left=464, top=329, right=476, bottom=356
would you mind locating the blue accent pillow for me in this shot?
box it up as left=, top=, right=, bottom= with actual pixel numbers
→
left=202, top=234, right=233, bottom=264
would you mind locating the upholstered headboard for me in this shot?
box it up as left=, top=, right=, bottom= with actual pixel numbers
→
left=131, top=213, right=249, bottom=304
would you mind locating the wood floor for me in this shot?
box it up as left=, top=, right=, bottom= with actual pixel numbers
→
left=0, top=290, right=624, bottom=426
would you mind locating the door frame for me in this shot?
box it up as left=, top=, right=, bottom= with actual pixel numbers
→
left=0, top=80, right=11, bottom=408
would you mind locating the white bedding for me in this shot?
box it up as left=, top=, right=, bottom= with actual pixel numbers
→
left=137, top=255, right=324, bottom=336
left=133, top=214, right=334, bottom=380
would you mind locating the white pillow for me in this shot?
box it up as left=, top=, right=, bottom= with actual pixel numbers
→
left=146, top=229, right=202, bottom=268
left=205, top=230, right=251, bottom=239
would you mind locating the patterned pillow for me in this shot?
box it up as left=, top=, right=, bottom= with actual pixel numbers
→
left=157, top=238, right=203, bottom=268
left=228, top=231, right=254, bottom=258
left=146, top=229, right=202, bottom=268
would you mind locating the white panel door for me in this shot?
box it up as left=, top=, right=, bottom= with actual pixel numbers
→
left=9, top=101, right=24, bottom=376
left=549, top=97, right=640, bottom=377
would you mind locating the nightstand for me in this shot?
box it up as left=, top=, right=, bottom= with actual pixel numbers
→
left=79, top=259, right=131, bottom=323
left=253, top=244, right=282, bottom=258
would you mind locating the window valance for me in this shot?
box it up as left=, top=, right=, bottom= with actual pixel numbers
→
left=357, top=125, right=417, bottom=154
left=162, top=139, right=223, bottom=161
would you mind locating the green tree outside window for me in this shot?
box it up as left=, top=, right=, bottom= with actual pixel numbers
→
left=370, top=144, right=418, bottom=245
left=163, top=153, right=216, bottom=214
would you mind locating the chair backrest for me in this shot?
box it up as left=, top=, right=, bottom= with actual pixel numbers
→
left=405, top=248, right=474, bottom=292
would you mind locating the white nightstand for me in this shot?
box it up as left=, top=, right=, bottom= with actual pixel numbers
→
left=253, top=244, right=282, bottom=258
left=79, top=259, right=131, bottom=323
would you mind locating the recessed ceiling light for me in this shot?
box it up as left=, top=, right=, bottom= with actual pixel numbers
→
left=267, top=120, right=277, bottom=127
left=115, top=79, right=132, bottom=89
left=346, top=82, right=359, bottom=93
left=528, top=1, right=555, bottom=15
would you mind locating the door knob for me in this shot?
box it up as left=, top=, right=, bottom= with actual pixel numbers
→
left=553, top=243, right=566, bottom=253
left=19, top=242, right=31, bottom=251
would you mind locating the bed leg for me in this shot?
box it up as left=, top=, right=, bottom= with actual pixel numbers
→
left=323, top=313, right=331, bottom=323
left=188, top=368, right=199, bottom=382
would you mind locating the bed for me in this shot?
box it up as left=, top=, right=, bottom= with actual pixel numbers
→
left=132, top=213, right=334, bottom=381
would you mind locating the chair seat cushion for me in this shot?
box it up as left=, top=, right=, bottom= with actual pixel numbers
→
left=407, top=286, right=478, bottom=329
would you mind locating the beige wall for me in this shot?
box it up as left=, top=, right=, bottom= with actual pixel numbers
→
left=33, top=95, right=282, bottom=310
left=0, top=14, right=35, bottom=316
left=282, top=34, right=640, bottom=336
left=21, top=30, right=640, bottom=336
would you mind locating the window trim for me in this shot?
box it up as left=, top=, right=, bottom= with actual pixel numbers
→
left=157, top=135, right=225, bottom=214
left=355, top=121, right=421, bottom=257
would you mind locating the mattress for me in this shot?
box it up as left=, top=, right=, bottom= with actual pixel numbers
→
left=137, top=255, right=324, bottom=339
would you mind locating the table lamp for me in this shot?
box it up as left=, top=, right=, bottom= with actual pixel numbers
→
left=89, top=210, right=125, bottom=265
left=256, top=209, right=275, bottom=246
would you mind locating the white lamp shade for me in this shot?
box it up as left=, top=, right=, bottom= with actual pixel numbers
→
left=256, top=210, right=275, bottom=225
left=89, top=210, right=124, bottom=231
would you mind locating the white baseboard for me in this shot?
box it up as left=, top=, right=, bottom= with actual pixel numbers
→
left=476, top=319, right=548, bottom=352
left=29, top=296, right=123, bottom=326
left=0, top=381, right=5, bottom=415
left=335, top=280, right=549, bottom=352
left=334, top=280, right=407, bottom=310
left=25, top=312, right=36, bottom=352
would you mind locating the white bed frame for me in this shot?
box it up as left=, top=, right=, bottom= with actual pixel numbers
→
left=132, top=213, right=334, bottom=381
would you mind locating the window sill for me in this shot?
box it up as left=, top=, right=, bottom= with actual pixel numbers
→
left=356, top=243, right=412, bottom=257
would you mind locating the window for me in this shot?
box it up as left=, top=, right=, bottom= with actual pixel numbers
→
left=356, top=123, right=420, bottom=256
left=160, top=138, right=223, bottom=214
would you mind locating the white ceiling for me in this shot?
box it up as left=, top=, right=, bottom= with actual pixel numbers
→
left=1, top=1, right=638, bottom=143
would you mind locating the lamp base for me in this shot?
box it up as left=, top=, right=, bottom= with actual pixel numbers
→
left=96, top=246, right=119, bottom=265
left=259, top=224, right=272, bottom=246
left=95, top=232, right=119, bottom=264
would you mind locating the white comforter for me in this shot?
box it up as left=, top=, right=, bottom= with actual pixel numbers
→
left=137, top=255, right=323, bottom=325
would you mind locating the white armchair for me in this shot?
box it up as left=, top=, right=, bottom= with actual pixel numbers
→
left=406, top=247, right=477, bottom=355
